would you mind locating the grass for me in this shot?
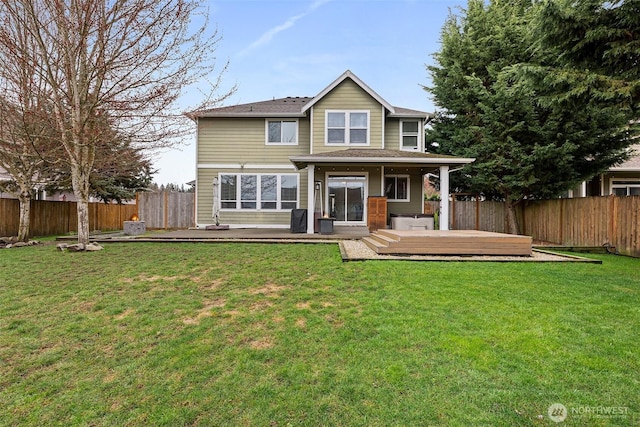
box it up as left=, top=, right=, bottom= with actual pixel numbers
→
left=0, top=242, right=639, bottom=426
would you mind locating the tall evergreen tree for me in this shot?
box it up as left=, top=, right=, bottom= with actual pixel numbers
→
left=426, top=0, right=634, bottom=233
left=533, top=0, right=640, bottom=121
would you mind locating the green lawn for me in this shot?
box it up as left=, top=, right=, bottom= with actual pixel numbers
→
left=0, top=242, right=638, bottom=426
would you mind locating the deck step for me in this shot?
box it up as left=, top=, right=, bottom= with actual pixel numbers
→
left=363, top=230, right=532, bottom=256
left=370, top=232, right=398, bottom=246
left=362, top=236, right=386, bottom=253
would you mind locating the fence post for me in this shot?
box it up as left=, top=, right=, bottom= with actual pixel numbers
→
left=475, top=197, right=480, bottom=230
left=609, top=195, right=617, bottom=246
left=164, top=191, right=169, bottom=229
left=559, top=199, right=564, bottom=244
left=451, top=197, right=456, bottom=230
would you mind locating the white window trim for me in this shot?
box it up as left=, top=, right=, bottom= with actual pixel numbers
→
left=219, top=173, right=299, bottom=211
left=325, top=110, right=370, bottom=146
left=610, top=178, right=640, bottom=196
left=400, top=120, right=421, bottom=152
left=385, top=174, right=411, bottom=202
left=265, top=119, right=299, bottom=145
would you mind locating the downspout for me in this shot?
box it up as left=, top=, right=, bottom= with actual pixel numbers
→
left=309, top=108, right=314, bottom=155
left=194, top=117, right=200, bottom=227
left=381, top=105, right=385, bottom=149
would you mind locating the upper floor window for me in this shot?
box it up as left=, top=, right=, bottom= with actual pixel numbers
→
left=326, top=111, right=369, bottom=145
left=401, top=120, right=420, bottom=151
left=266, top=120, right=298, bottom=145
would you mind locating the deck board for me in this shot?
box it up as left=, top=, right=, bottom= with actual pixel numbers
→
left=364, top=230, right=532, bottom=256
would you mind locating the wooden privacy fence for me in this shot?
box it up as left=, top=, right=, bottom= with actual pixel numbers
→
left=521, top=196, right=640, bottom=257
left=426, top=196, right=640, bottom=257
left=0, top=198, right=136, bottom=237
left=0, top=191, right=195, bottom=237
left=136, top=191, right=195, bottom=229
left=425, top=199, right=508, bottom=232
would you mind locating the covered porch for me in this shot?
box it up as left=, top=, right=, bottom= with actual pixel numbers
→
left=289, top=149, right=475, bottom=235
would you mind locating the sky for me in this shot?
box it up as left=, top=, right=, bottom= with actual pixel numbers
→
left=152, top=0, right=463, bottom=185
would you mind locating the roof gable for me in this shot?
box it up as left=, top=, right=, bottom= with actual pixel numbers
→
left=189, top=70, right=431, bottom=119
left=302, top=70, right=395, bottom=114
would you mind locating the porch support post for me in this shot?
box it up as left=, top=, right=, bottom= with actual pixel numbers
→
left=307, top=164, right=315, bottom=234
left=439, top=165, right=450, bottom=230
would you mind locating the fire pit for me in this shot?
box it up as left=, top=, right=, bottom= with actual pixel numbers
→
left=123, top=215, right=146, bottom=235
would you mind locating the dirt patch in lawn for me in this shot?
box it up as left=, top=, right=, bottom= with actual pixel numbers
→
left=247, top=337, right=274, bottom=350
left=198, top=278, right=225, bottom=291
left=249, top=283, right=290, bottom=297
left=182, top=299, right=226, bottom=325
left=114, top=308, right=134, bottom=320
left=296, top=301, right=311, bottom=310
left=250, top=300, right=274, bottom=312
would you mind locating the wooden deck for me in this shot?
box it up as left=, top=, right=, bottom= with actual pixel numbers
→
left=362, top=229, right=533, bottom=256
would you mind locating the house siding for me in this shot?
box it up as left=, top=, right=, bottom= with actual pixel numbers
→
left=384, top=119, right=400, bottom=150
left=311, top=79, right=384, bottom=153
left=197, top=117, right=310, bottom=164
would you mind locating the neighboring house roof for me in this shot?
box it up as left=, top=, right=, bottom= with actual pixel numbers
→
left=189, top=70, right=431, bottom=120
left=610, top=144, right=640, bottom=172
left=290, top=148, right=474, bottom=169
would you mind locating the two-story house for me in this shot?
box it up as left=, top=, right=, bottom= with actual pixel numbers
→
left=191, top=70, right=473, bottom=234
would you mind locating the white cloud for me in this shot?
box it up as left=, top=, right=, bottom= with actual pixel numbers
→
left=237, top=0, right=332, bottom=57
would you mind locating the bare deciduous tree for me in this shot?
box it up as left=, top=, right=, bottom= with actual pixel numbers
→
left=0, top=15, right=62, bottom=242
left=0, top=0, right=233, bottom=244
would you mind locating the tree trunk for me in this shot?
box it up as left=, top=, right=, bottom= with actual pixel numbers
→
left=71, top=163, right=92, bottom=245
left=17, top=190, right=31, bottom=242
left=506, top=201, right=521, bottom=235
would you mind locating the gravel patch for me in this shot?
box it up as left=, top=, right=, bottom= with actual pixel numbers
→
left=339, top=240, right=601, bottom=263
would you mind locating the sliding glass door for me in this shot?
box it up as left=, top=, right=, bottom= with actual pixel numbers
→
left=327, top=175, right=366, bottom=224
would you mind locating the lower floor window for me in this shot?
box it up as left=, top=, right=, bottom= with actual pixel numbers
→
left=385, top=175, right=409, bottom=201
left=221, top=173, right=298, bottom=210
left=612, top=180, right=640, bottom=196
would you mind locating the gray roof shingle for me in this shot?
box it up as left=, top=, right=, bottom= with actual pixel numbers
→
left=192, top=97, right=312, bottom=118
